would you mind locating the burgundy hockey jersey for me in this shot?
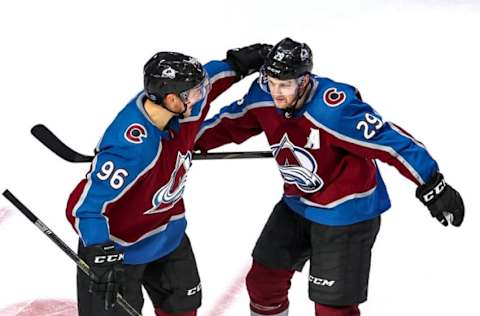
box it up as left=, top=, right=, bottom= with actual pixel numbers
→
left=195, top=76, right=439, bottom=225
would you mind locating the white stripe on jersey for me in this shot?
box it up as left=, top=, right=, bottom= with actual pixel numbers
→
left=195, top=101, right=274, bottom=142
left=180, top=70, right=237, bottom=123
left=72, top=156, right=106, bottom=245
left=304, top=112, right=425, bottom=184
left=387, top=122, right=426, bottom=149
left=110, top=213, right=186, bottom=246
left=72, top=134, right=164, bottom=245
left=297, top=186, right=377, bottom=208
left=210, top=70, right=236, bottom=85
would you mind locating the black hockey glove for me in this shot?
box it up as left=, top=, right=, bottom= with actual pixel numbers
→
left=84, top=242, right=125, bottom=310
left=226, top=43, right=272, bottom=78
left=416, top=172, right=464, bottom=227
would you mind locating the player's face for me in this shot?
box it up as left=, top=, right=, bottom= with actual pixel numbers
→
left=267, top=76, right=301, bottom=109
left=178, top=79, right=209, bottom=117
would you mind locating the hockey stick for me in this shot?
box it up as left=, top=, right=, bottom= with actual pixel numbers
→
left=2, top=190, right=143, bottom=316
left=31, top=124, right=273, bottom=162
left=31, top=124, right=93, bottom=163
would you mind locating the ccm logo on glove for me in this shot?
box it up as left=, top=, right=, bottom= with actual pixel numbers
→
left=94, top=253, right=124, bottom=264
left=421, top=178, right=446, bottom=203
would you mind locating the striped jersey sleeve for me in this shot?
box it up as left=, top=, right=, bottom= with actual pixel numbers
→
left=70, top=128, right=160, bottom=246
left=195, top=80, right=269, bottom=152
left=182, top=60, right=238, bottom=123
left=307, top=83, right=438, bottom=185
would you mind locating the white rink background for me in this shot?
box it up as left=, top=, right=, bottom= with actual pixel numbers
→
left=1, top=1, right=479, bottom=315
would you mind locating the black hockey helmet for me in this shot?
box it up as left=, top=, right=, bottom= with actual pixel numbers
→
left=263, top=37, right=313, bottom=80
left=144, top=52, right=206, bottom=104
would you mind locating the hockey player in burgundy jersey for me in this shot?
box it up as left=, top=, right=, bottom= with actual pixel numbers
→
left=195, top=38, right=465, bottom=316
left=66, top=45, right=270, bottom=316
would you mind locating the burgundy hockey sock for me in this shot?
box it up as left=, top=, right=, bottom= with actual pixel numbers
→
left=246, top=261, right=295, bottom=315
left=154, top=309, right=197, bottom=316
left=315, top=303, right=360, bottom=316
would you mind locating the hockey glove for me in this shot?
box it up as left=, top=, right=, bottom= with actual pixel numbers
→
left=84, top=242, right=125, bottom=310
left=226, top=43, right=272, bottom=78
left=416, top=172, right=464, bottom=227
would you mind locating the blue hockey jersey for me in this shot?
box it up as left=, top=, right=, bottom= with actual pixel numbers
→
left=67, top=60, right=237, bottom=264
left=195, top=75, right=439, bottom=225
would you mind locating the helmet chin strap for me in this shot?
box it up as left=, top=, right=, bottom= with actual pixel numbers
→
left=159, top=98, right=187, bottom=117
left=283, top=78, right=312, bottom=118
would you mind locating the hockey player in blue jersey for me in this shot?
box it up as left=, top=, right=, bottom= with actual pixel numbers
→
left=66, top=45, right=271, bottom=316
left=195, top=38, right=465, bottom=316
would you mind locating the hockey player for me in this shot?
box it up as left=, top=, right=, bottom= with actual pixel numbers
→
left=65, top=45, right=270, bottom=316
left=195, top=38, right=465, bottom=316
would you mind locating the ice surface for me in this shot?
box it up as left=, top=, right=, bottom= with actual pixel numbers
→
left=0, top=1, right=479, bottom=315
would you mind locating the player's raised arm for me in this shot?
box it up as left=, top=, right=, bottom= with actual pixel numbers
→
left=195, top=80, right=272, bottom=152
left=187, top=44, right=271, bottom=122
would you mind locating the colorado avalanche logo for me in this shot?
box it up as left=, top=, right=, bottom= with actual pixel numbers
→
left=323, top=87, right=346, bottom=107
left=161, top=66, right=176, bottom=79
left=271, top=134, right=324, bottom=193
left=124, top=123, right=147, bottom=144
left=144, top=152, right=192, bottom=214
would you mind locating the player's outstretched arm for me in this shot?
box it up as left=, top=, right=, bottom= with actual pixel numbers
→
left=192, top=43, right=271, bottom=123
left=195, top=81, right=267, bottom=152
left=312, top=84, right=438, bottom=185
left=311, top=84, right=464, bottom=227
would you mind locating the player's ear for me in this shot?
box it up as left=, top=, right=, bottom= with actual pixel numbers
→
left=163, top=93, right=177, bottom=107
left=302, top=74, right=310, bottom=88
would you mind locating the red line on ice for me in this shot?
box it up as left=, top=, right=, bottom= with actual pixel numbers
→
left=0, top=299, right=77, bottom=316
left=0, top=207, right=11, bottom=225
left=205, top=265, right=250, bottom=316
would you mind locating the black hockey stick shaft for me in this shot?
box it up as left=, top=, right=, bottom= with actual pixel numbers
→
left=31, top=124, right=273, bottom=162
left=2, top=190, right=142, bottom=316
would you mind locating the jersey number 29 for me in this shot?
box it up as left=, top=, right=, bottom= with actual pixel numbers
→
left=356, top=113, right=383, bottom=140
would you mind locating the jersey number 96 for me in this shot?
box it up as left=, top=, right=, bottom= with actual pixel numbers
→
left=96, top=161, right=129, bottom=189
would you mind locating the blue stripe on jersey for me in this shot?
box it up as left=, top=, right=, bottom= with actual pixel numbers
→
left=73, top=95, right=164, bottom=246
left=307, top=77, right=438, bottom=184
left=114, top=217, right=187, bottom=264
left=204, top=60, right=236, bottom=81
left=197, top=79, right=272, bottom=138
left=184, top=60, right=235, bottom=120
left=283, top=170, right=391, bottom=225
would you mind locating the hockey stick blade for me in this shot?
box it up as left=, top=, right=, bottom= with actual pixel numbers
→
left=2, top=190, right=142, bottom=316
left=31, top=124, right=94, bottom=162
left=31, top=123, right=273, bottom=162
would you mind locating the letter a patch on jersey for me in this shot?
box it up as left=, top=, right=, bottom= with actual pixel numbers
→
left=305, top=128, right=320, bottom=150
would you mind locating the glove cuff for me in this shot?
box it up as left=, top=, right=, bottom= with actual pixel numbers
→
left=415, top=172, right=447, bottom=206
